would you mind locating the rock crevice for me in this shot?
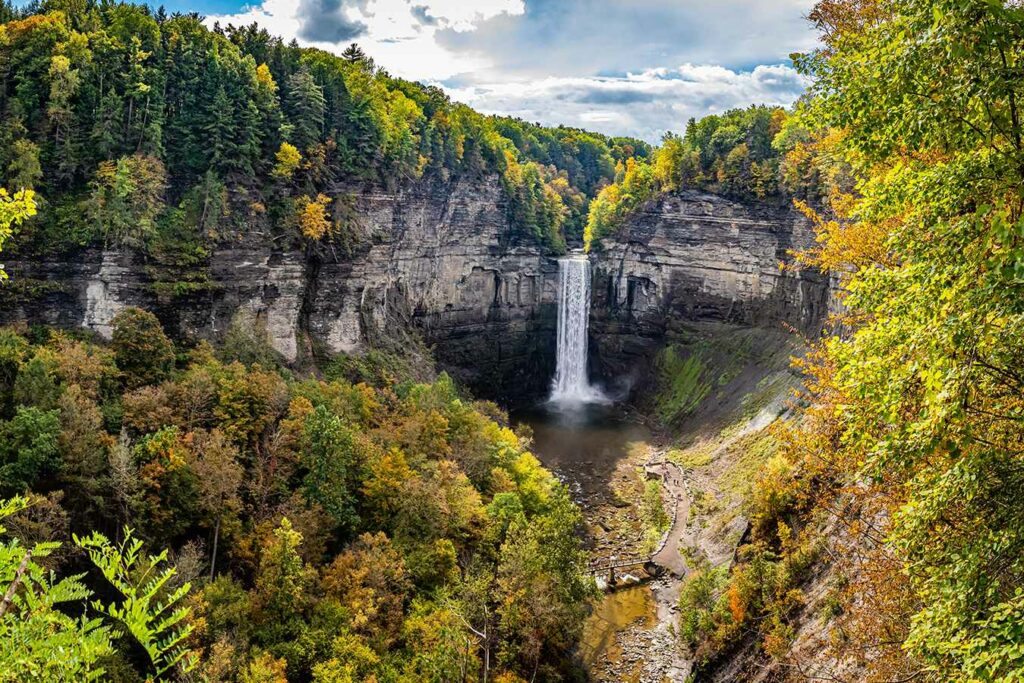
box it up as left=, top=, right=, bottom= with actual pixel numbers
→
left=0, top=184, right=831, bottom=403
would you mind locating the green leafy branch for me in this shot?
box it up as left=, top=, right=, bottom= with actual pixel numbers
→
left=1, top=496, right=114, bottom=681
left=75, top=528, right=197, bottom=678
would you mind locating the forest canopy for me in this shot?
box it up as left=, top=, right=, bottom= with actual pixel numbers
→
left=583, top=105, right=834, bottom=250
left=0, top=0, right=649, bottom=258
left=0, top=312, right=596, bottom=681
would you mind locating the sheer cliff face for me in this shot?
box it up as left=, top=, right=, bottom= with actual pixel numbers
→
left=307, top=177, right=560, bottom=396
left=0, top=183, right=829, bottom=401
left=0, top=176, right=561, bottom=400
left=588, top=191, right=833, bottom=383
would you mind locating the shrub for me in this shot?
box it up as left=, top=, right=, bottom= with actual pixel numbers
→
left=111, top=307, right=174, bottom=389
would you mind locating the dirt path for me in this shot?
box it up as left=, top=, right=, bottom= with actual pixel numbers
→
left=645, top=459, right=690, bottom=577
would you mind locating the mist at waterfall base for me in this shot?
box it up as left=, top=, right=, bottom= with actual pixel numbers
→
left=548, top=254, right=611, bottom=413
left=513, top=253, right=650, bottom=502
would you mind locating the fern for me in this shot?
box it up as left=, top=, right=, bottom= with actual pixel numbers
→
left=75, top=528, right=198, bottom=678
left=0, top=497, right=114, bottom=681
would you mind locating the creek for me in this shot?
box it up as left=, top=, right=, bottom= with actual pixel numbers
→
left=515, top=403, right=665, bottom=680
left=511, top=255, right=681, bottom=681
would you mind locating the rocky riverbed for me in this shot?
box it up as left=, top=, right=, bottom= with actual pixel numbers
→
left=515, top=403, right=693, bottom=682
left=581, top=577, right=693, bottom=683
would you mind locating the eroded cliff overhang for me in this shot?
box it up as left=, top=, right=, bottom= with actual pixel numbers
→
left=0, top=184, right=832, bottom=404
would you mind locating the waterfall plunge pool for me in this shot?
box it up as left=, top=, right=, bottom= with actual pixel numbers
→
left=509, top=254, right=665, bottom=680
left=529, top=252, right=647, bottom=509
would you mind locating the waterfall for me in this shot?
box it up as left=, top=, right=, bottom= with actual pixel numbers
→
left=550, top=254, right=605, bottom=405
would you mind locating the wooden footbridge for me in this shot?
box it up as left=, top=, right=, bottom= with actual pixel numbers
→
left=587, top=459, right=688, bottom=588
left=588, top=555, right=660, bottom=585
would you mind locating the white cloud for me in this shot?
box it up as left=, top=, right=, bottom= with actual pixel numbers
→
left=434, top=0, right=818, bottom=81
left=206, top=1, right=816, bottom=141
left=412, top=0, right=525, bottom=32
left=207, top=0, right=524, bottom=81
left=580, top=111, right=625, bottom=124
left=442, top=64, right=810, bottom=143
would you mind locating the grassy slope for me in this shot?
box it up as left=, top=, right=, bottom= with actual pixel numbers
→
left=643, top=323, right=803, bottom=566
left=643, top=323, right=858, bottom=681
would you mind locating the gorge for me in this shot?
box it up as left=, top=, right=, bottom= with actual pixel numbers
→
left=0, top=183, right=831, bottom=406
left=2, top=2, right=1018, bottom=681
left=513, top=190, right=833, bottom=681
left=0, top=23, right=834, bottom=668
left=0, top=177, right=832, bottom=681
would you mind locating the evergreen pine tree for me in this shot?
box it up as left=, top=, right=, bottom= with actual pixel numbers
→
left=90, top=89, right=124, bottom=161
left=204, top=85, right=234, bottom=173
left=342, top=42, right=367, bottom=64
left=285, top=67, right=325, bottom=152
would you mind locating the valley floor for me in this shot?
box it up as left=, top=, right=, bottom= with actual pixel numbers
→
left=519, top=323, right=809, bottom=682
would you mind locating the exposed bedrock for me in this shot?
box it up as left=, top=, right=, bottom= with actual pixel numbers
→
left=307, top=177, right=560, bottom=400
left=0, top=183, right=831, bottom=403
left=0, top=176, right=560, bottom=403
left=589, top=190, right=834, bottom=393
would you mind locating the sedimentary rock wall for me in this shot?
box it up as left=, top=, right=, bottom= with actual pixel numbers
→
left=590, top=190, right=833, bottom=382
left=307, top=177, right=560, bottom=396
left=0, top=182, right=831, bottom=401
left=0, top=176, right=560, bottom=400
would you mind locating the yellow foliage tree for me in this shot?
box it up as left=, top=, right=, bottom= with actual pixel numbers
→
left=255, top=63, right=277, bottom=93
left=296, top=194, right=333, bottom=241
left=272, top=142, right=302, bottom=180
left=0, top=187, right=36, bottom=279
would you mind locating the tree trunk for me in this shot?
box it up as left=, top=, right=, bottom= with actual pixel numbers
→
left=482, top=624, right=489, bottom=683
left=136, top=94, right=150, bottom=153
left=209, top=515, right=220, bottom=581
left=0, top=550, right=32, bottom=618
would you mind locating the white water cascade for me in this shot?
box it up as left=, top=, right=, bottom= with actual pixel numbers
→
left=550, top=254, right=606, bottom=405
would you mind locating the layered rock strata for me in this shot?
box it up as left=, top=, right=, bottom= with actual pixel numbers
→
left=0, top=177, right=559, bottom=400
left=589, top=191, right=833, bottom=386
left=0, top=184, right=830, bottom=401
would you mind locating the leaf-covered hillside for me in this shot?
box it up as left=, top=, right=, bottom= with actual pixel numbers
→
left=0, top=309, right=596, bottom=681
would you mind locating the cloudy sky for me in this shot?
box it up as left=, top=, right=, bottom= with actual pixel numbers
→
left=154, top=1, right=819, bottom=142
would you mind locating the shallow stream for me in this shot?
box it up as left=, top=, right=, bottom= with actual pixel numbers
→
left=514, top=402, right=663, bottom=680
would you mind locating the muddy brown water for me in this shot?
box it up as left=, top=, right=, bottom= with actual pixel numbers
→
left=579, top=585, right=657, bottom=681
left=514, top=402, right=652, bottom=502
left=514, top=402, right=659, bottom=680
